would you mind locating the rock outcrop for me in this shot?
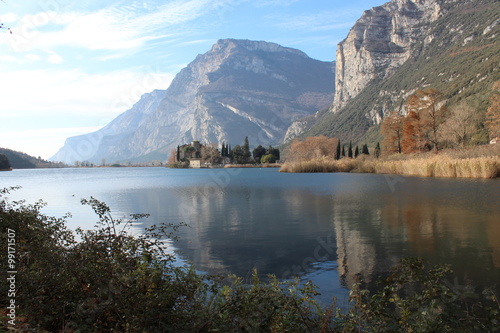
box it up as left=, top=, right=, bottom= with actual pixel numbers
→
left=332, top=0, right=444, bottom=111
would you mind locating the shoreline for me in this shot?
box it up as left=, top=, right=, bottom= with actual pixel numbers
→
left=223, top=163, right=281, bottom=168
left=280, top=145, right=500, bottom=179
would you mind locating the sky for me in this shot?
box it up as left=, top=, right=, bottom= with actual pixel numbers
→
left=0, top=0, right=387, bottom=160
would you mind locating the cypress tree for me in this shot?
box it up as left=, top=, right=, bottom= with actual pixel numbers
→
left=341, top=145, right=346, bottom=157
left=354, top=146, right=359, bottom=158
left=243, top=137, right=251, bottom=162
left=335, top=140, right=341, bottom=160
left=375, top=142, right=381, bottom=158
left=176, top=145, right=180, bottom=162
left=348, top=141, right=353, bottom=158
left=362, top=144, right=369, bottom=155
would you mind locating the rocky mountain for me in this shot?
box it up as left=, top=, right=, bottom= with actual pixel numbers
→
left=287, top=0, right=499, bottom=144
left=51, top=89, right=166, bottom=164
left=51, top=39, right=334, bottom=164
left=332, top=0, right=442, bottom=112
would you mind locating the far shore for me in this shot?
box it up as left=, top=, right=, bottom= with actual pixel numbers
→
left=223, top=163, right=282, bottom=168
left=279, top=144, right=500, bottom=179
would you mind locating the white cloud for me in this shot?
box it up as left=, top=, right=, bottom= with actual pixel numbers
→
left=0, top=68, right=174, bottom=118
left=47, top=50, right=63, bottom=64
left=0, top=67, right=174, bottom=158
left=1, top=0, right=235, bottom=53
left=0, top=53, right=41, bottom=64
left=2, top=13, right=19, bottom=23
left=25, top=53, right=41, bottom=62
left=0, top=126, right=102, bottom=159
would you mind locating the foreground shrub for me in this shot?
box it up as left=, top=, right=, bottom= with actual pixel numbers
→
left=1, top=187, right=498, bottom=332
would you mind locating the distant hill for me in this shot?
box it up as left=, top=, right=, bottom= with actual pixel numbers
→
left=0, top=148, right=66, bottom=169
left=0, top=153, right=11, bottom=170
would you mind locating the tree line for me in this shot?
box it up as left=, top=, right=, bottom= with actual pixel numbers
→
left=287, top=82, right=499, bottom=161
left=288, top=136, right=377, bottom=161
left=169, top=137, right=280, bottom=167
left=221, top=137, right=280, bottom=164
left=381, top=84, right=499, bottom=155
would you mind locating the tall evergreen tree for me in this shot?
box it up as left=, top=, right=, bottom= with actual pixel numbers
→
left=243, top=137, right=251, bottom=162
left=176, top=146, right=180, bottom=162
left=354, top=146, right=359, bottom=158
left=341, top=145, right=346, bottom=158
left=374, top=142, right=381, bottom=158
left=335, top=140, right=341, bottom=160
left=362, top=144, right=369, bottom=155
left=348, top=141, right=353, bottom=158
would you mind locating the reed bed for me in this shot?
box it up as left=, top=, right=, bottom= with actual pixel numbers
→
left=367, top=156, right=499, bottom=178
left=280, top=155, right=500, bottom=179
left=279, top=158, right=360, bottom=173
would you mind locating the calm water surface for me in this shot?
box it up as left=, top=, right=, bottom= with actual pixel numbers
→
left=1, top=167, right=499, bottom=304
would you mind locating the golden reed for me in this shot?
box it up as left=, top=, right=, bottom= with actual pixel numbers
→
left=280, top=156, right=499, bottom=179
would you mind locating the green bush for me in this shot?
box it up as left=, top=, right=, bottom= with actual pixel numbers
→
left=1, top=187, right=498, bottom=332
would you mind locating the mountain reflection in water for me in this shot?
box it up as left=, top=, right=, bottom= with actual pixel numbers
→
left=2, top=167, right=499, bottom=302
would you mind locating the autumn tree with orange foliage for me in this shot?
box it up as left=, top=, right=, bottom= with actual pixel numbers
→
left=381, top=111, right=404, bottom=154
left=401, top=93, right=428, bottom=153
left=485, top=81, right=500, bottom=141
left=289, top=136, right=339, bottom=161
left=402, top=110, right=422, bottom=153
left=391, top=88, right=447, bottom=154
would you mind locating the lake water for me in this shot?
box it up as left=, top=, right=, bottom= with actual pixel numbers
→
left=1, top=167, right=499, bottom=305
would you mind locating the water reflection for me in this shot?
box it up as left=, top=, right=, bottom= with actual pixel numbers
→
left=332, top=178, right=500, bottom=290
left=130, top=184, right=340, bottom=280
left=2, top=168, right=499, bottom=300
left=117, top=171, right=500, bottom=296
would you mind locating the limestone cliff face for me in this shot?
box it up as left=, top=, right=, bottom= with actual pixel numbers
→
left=51, top=39, right=334, bottom=164
left=332, top=0, right=445, bottom=111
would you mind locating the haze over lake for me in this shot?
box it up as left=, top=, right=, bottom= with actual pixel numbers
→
left=2, top=167, right=499, bottom=304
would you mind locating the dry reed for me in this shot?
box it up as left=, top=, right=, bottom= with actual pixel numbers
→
left=279, top=158, right=360, bottom=173
left=280, top=154, right=500, bottom=179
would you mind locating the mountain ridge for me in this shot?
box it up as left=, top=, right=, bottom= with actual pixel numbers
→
left=51, top=39, right=334, bottom=164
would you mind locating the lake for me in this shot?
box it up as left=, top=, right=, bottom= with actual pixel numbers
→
left=1, top=167, right=499, bottom=305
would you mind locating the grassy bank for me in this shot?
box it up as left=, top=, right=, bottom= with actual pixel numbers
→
left=280, top=144, right=500, bottom=179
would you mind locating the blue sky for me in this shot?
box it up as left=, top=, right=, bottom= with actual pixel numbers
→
left=0, top=0, right=387, bottom=159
